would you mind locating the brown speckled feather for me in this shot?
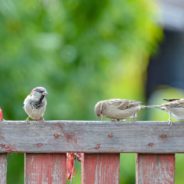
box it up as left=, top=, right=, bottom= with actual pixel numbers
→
left=106, top=99, right=141, bottom=110
left=163, top=99, right=184, bottom=108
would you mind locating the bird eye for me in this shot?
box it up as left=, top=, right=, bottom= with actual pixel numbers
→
left=34, top=89, right=44, bottom=93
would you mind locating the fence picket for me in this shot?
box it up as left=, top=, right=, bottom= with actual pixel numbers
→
left=0, top=154, right=7, bottom=184
left=82, top=153, right=120, bottom=184
left=136, top=154, right=175, bottom=184
left=25, top=154, right=66, bottom=184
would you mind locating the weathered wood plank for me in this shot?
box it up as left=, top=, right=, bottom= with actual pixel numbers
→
left=82, top=153, right=120, bottom=184
left=136, top=154, right=175, bottom=184
left=25, top=154, right=66, bottom=184
left=0, top=154, right=7, bottom=184
left=0, top=121, right=184, bottom=153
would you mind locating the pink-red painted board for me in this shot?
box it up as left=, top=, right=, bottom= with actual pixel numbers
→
left=25, top=154, right=66, bottom=184
left=82, top=153, right=120, bottom=184
left=136, top=154, right=175, bottom=184
left=0, top=154, right=7, bottom=184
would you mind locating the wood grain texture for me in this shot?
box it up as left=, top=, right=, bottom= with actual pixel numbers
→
left=136, top=154, right=175, bottom=184
left=0, top=121, right=184, bottom=153
left=0, top=154, right=7, bottom=184
left=82, top=154, right=120, bottom=184
left=25, top=154, right=66, bottom=184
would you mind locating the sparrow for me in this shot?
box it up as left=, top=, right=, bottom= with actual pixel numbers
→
left=146, top=98, right=184, bottom=125
left=23, top=87, right=48, bottom=121
left=94, top=99, right=142, bottom=121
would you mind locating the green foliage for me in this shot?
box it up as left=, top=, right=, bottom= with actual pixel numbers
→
left=0, top=0, right=160, bottom=120
left=7, top=154, right=24, bottom=184
left=0, top=0, right=161, bottom=183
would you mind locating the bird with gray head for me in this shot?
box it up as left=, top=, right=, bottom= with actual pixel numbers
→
left=23, top=87, right=48, bottom=121
left=94, top=98, right=143, bottom=121
left=146, top=98, right=184, bottom=125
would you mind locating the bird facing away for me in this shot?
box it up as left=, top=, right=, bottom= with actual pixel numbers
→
left=94, top=99, right=142, bottom=121
left=23, top=87, right=48, bottom=120
left=146, top=98, right=184, bottom=125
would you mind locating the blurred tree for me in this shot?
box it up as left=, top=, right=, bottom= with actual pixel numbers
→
left=0, top=0, right=160, bottom=183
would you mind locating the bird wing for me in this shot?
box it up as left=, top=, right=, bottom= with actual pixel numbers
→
left=23, top=95, right=29, bottom=107
left=163, top=98, right=180, bottom=102
left=107, top=99, right=141, bottom=110
left=164, top=99, right=184, bottom=108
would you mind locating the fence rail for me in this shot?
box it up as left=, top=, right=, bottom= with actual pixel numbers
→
left=0, top=121, right=180, bottom=183
left=0, top=121, right=183, bottom=153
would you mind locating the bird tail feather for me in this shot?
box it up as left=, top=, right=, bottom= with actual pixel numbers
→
left=141, top=105, right=164, bottom=109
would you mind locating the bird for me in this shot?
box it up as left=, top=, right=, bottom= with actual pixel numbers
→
left=23, top=87, right=48, bottom=121
left=94, top=98, right=143, bottom=121
left=146, top=98, right=184, bottom=125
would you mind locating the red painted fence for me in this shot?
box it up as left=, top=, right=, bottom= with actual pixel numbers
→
left=0, top=121, right=179, bottom=184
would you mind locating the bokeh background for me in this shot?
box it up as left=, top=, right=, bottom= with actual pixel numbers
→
left=0, top=0, right=184, bottom=183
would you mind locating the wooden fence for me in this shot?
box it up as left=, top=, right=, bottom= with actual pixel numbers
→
left=0, top=120, right=180, bottom=183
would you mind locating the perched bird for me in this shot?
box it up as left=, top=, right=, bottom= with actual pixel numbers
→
left=94, top=99, right=142, bottom=121
left=147, top=98, right=184, bottom=125
left=23, top=87, right=48, bottom=120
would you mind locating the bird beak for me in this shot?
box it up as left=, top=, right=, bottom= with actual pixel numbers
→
left=43, top=91, right=48, bottom=96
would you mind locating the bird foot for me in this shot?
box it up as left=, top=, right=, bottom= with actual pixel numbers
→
left=128, top=117, right=137, bottom=123
left=168, top=121, right=172, bottom=126
left=111, top=119, right=120, bottom=122
left=168, top=113, right=172, bottom=126
left=26, top=117, right=31, bottom=122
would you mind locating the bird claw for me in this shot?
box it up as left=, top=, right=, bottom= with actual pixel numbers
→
left=111, top=119, right=120, bottom=122
left=128, top=117, right=136, bottom=123
left=168, top=112, right=172, bottom=126
left=168, top=121, right=172, bottom=126
left=26, top=117, right=31, bottom=122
